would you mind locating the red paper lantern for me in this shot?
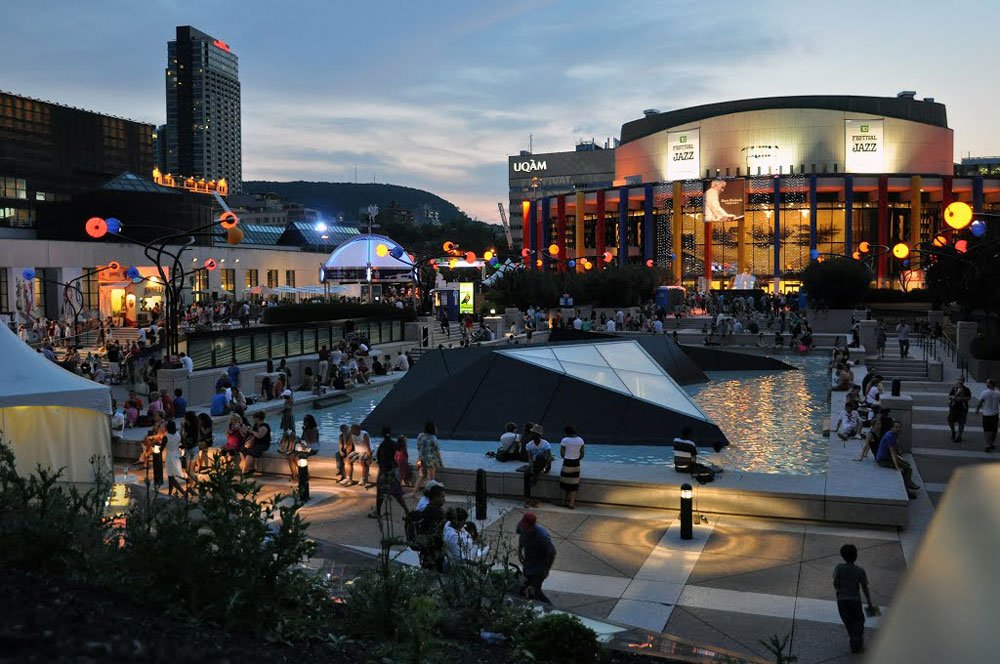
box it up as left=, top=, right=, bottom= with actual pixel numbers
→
left=86, top=217, right=108, bottom=239
left=646, top=259, right=654, bottom=268
left=602, top=251, right=613, bottom=263
left=219, top=211, right=239, bottom=229
left=465, top=251, right=476, bottom=263
left=955, top=239, right=968, bottom=254
left=204, top=258, right=218, bottom=271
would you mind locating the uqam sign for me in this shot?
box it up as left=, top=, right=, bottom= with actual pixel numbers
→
left=512, top=159, right=547, bottom=173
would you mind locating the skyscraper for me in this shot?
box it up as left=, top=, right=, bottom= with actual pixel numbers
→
left=165, top=26, right=242, bottom=193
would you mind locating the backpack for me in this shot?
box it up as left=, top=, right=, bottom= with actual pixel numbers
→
left=693, top=468, right=715, bottom=484
left=404, top=509, right=426, bottom=551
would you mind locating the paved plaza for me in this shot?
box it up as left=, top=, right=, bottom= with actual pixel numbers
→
left=202, top=471, right=909, bottom=664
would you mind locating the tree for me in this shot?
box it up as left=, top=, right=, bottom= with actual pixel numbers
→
left=925, top=225, right=1000, bottom=336
left=801, top=257, right=871, bottom=309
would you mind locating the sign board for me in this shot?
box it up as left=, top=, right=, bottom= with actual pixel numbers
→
left=845, top=119, right=884, bottom=173
left=666, top=128, right=700, bottom=181
left=703, top=178, right=745, bottom=223
left=459, top=282, right=475, bottom=315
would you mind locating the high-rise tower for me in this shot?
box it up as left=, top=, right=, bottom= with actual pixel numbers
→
left=165, top=26, right=242, bottom=193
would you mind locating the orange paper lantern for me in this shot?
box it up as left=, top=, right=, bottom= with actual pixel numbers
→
left=86, top=217, right=108, bottom=239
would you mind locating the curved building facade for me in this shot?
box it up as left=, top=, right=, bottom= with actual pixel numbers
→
left=511, top=94, right=1000, bottom=291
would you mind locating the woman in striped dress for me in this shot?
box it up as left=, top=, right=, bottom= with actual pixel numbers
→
left=559, top=425, right=585, bottom=509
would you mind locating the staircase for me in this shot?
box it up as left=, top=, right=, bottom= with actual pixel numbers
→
left=865, top=341, right=929, bottom=381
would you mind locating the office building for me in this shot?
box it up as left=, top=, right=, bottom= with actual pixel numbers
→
left=165, top=26, right=242, bottom=193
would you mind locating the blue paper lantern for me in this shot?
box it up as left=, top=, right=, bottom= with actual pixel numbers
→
left=389, top=245, right=404, bottom=259
left=971, top=220, right=987, bottom=238
left=567, top=260, right=576, bottom=268
left=809, top=249, right=821, bottom=260
left=902, top=259, right=910, bottom=268
left=105, top=217, right=122, bottom=234
left=21, top=268, right=35, bottom=281
left=125, top=266, right=141, bottom=280
left=669, top=253, right=676, bottom=261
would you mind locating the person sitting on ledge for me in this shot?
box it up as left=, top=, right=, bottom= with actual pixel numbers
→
left=875, top=420, right=920, bottom=499
left=495, top=421, right=521, bottom=462
left=835, top=402, right=863, bottom=441
left=773, top=330, right=784, bottom=348
left=372, top=356, right=388, bottom=376
left=672, top=426, right=722, bottom=477
left=298, top=367, right=315, bottom=392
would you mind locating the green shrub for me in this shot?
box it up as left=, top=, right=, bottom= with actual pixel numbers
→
left=486, top=265, right=673, bottom=309
left=262, top=301, right=416, bottom=324
left=519, top=612, right=600, bottom=664
left=802, top=258, right=872, bottom=309
left=970, top=335, right=1000, bottom=361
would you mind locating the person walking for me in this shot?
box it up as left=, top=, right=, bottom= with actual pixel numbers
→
left=558, top=425, right=585, bottom=509
left=516, top=512, right=556, bottom=604
left=371, top=428, right=408, bottom=518
left=336, top=424, right=355, bottom=484
left=163, top=420, right=188, bottom=497
left=975, top=378, right=1000, bottom=452
left=895, top=321, right=910, bottom=358
left=413, top=421, right=443, bottom=496
left=947, top=377, right=972, bottom=443
left=833, top=544, right=877, bottom=654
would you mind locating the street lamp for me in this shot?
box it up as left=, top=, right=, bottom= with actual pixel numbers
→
left=297, top=456, right=310, bottom=502
left=680, top=483, right=693, bottom=540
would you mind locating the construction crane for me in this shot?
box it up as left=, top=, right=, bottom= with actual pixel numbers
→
left=497, top=202, right=513, bottom=249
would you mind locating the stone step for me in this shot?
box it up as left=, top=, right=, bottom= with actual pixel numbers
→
left=912, top=406, right=983, bottom=425
left=903, top=391, right=961, bottom=406
left=911, top=423, right=992, bottom=449
left=899, top=380, right=953, bottom=390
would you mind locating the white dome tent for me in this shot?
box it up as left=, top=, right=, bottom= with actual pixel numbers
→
left=320, top=234, right=416, bottom=302
left=0, top=324, right=113, bottom=483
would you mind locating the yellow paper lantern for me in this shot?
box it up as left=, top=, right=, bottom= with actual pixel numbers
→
left=932, top=234, right=948, bottom=247
left=892, top=242, right=910, bottom=259
left=944, top=201, right=973, bottom=230
left=548, top=243, right=559, bottom=257
left=858, top=241, right=871, bottom=254
left=375, top=243, right=389, bottom=257
left=483, top=250, right=494, bottom=261
left=535, top=259, right=543, bottom=267
left=226, top=226, right=244, bottom=245
left=448, top=258, right=458, bottom=268
left=851, top=251, right=861, bottom=260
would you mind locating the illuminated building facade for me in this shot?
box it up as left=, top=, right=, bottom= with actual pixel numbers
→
left=165, top=26, right=242, bottom=193
left=512, top=94, right=1000, bottom=291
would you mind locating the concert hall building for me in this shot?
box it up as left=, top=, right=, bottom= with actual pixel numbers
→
left=508, top=93, right=999, bottom=291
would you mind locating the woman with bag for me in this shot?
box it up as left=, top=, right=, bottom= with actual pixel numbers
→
left=240, top=411, right=272, bottom=474
left=180, top=412, right=199, bottom=479
left=224, top=413, right=245, bottom=461
left=413, top=421, right=443, bottom=497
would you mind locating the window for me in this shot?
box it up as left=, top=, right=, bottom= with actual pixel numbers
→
left=81, top=269, right=99, bottom=311
left=220, top=268, right=235, bottom=293
left=192, top=269, right=208, bottom=299
left=266, top=269, right=279, bottom=288
left=0, top=267, right=7, bottom=312
left=245, top=268, right=258, bottom=288
left=285, top=270, right=296, bottom=287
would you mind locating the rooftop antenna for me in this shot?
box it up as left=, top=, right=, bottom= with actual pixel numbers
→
left=354, top=164, right=358, bottom=183
left=529, top=132, right=533, bottom=154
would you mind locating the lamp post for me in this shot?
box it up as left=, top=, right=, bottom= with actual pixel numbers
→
left=680, top=483, right=693, bottom=540
left=297, top=456, right=310, bottom=502
left=152, top=441, right=163, bottom=488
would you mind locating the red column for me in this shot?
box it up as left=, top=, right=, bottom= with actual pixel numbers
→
left=941, top=175, right=953, bottom=237
left=596, top=189, right=606, bottom=267
left=556, top=195, right=567, bottom=272
left=877, top=176, right=889, bottom=286
left=536, top=203, right=544, bottom=271
left=521, top=200, right=531, bottom=268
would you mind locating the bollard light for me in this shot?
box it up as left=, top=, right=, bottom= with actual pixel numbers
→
left=152, top=443, right=163, bottom=487
left=297, top=456, right=310, bottom=501
left=475, top=468, right=488, bottom=521
left=680, top=483, right=693, bottom=540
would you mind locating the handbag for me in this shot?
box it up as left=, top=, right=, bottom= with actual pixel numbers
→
left=278, top=432, right=297, bottom=455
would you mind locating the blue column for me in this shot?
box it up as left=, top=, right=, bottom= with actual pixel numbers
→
left=973, top=176, right=985, bottom=213
left=528, top=200, right=537, bottom=268
left=643, top=184, right=655, bottom=262
left=772, top=178, right=781, bottom=279
left=844, top=176, right=854, bottom=254
left=618, top=186, right=629, bottom=266
left=808, top=175, right=818, bottom=253
left=541, top=197, right=551, bottom=272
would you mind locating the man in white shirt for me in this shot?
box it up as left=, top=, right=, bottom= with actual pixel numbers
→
left=704, top=179, right=737, bottom=222
left=393, top=350, right=410, bottom=371
left=896, top=322, right=910, bottom=358
left=605, top=319, right=616, bottom=333
left=330, top=346, right=344, bottom=367
left=975, top=379, right=1000, bottom=452
left=835, top=403, right=863, bottom=440
left=653, top=318, right=664, bottom=334
left=180, top=352, right=194, bottom=375
left=615, top=310, right=625, bottom=326
left=573, top=316, right=583, bottom=330
left=523, top=425, right=552, bottom=507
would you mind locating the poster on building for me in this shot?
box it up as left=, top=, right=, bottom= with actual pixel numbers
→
left=703, top=178, right=745, bottom=222
left=666, top=128, right=700, bottom=181
left=845, top=119, right=885, bottom=173
left=459, top=282, right=474, bottom=315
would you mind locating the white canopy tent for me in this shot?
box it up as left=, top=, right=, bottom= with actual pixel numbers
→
left=0, top=324, right=113, bottom=483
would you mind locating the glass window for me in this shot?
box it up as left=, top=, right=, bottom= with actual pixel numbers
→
left=81, top=269, right=99, bottom=311
left=552, top=345, right=608, bottom=367
left=558, top=360, right=629, bottom=395
left=220, top=268, right=235, bottom=293
left=596, top=342, right=661, bottom=374
left=245, top=268, right=258, bottom=288
left=0, top=267, right=7, bottom=312
left=266, top=269, right=279, bottom=288
left=615, top=369, right=705, bottom=418
left=285, top=270, right=296, bottom=287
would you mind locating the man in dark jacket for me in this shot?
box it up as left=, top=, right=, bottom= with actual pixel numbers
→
left=517, top=512, right=556, bottom=603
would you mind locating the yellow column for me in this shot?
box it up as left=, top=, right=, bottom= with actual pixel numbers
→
left=575, top=191, right=585, bottom=273
left=672, top=181, right=683, bottom=284
left=910, top=175, right=921, bottom=270
left=737, top=217, right=746, bottom=273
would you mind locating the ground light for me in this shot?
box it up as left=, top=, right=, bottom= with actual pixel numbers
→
left=680, top=483, right=693, bottom=540
left=297, top=457, right=310, bottom=501
left=152, top=444, right=163, bottom=487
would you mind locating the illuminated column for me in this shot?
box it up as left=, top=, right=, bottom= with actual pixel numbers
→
left=877, top=176, right=888, bottom=286
left=618, top=186, right=629, bottom=266
left=672, top=181, right=683, bottom=283
left=808, top=175, right=818, bottom=254
left=556, top=195, right=567, bottom=272
left=643, top=184, right=655, bottom=263
left=575, top=191, right=585, bottom=273
left=595, top=189, right=606, bottom=267
left=973, top=176, right=985, bottom=214
left=910, top=175, right=922, bottom=270
left=525, top=200, right=536, bottom=269
left=772, top=177, right=782, bottom=282
left=941, top=175, right=954, bottom=233
left=541, top=197, right=551, bottom=272
left=844, top=176, right=854, bottom=254
left=703, top=218, right=713, bottom=289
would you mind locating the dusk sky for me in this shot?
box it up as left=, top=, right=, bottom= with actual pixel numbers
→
left=4, top=0, right=997, bottom=221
